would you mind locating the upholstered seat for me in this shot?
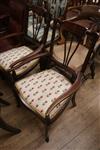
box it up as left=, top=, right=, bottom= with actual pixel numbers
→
left=53, top=42, right=88, bottom=70
left=15, top=69, right=72, bottom=118
left=0, top=46, right=38, bottom=75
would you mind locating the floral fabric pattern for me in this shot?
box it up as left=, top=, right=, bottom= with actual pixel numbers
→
left=15, top=69, right=72, bottom=118
left=0, top=46, right=38, bottom=75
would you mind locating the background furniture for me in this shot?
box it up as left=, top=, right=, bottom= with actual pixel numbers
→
left=0, top=0, right=29, bottom=52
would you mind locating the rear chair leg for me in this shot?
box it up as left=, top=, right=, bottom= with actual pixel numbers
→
left=0, top=117, right=21, bottom=134
left=71, top=93, right=76, bottom=107
left=90, top=61, right=95, bottom=79
left=45, top=123, right=49, bottom=142
left=12, top=89, right=21, bottom=107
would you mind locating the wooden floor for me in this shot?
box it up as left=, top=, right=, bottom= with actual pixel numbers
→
left=0, top=64, right=100, bottom=150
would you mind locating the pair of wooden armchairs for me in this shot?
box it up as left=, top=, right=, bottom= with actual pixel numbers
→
left=4, top=21, right=98, bottom=142
left=0, top=5, right=51, bottom=84
left=0, top=3, right=99, bottom=142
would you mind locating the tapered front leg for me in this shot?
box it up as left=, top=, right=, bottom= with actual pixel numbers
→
left=45, top=123, right=49, bottom=142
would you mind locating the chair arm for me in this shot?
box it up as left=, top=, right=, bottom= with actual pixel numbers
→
left=68, top=6, right=82, bottom=11
left=0, top=32, right=24, bottom=40
left=45, top=72, right=82, bottom=117
left=9, top=50, right=49, bottom=72
left=9, top=44, right=44, bottom=70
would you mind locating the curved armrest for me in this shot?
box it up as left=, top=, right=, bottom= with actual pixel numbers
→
left=9, top=44, right=44, bottom=70
left=68, top=5, right=82, bottom=11
left=0, top=32, right=24, bottom=40
left=45, top=72, right=82, bottom=117
left=9, top=50, right=49, bottom=71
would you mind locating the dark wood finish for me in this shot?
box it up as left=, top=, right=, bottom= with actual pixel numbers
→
left=13, top=21, right=99, bottom=142
left=0, top=92, right=21, bottom=134
left=0, top=59, right=100, bottom=149
left=67, top=1, right=100, bottom=65
left=58, top=0, right=100, bottom=74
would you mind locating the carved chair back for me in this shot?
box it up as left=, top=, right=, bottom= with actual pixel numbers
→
left=12, top=21, right=99, bottom=142
left=27, top=5, right=51, bottom=48
left=49, top=21, right=99, bottom=76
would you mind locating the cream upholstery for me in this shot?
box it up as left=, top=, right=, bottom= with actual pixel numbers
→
left=53, top=42, right=88, bottom=70
left=0, top=46, right=38, bottom=75
left=15, top=69, right=72, bottom=119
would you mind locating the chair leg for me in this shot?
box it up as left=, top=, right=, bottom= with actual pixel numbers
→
left=16, top=98, right=21, bottom=107
left=71, top=93, right=76, bottom=107
left=90, top=61, right=95, bottom=79
left=12, top=89, right=21, bottom=107
left=0, top=92, right=3, bottom=96
left=0, top=117, right=21, bottom=134
left=0, top=98, right=10, bottom=106
left=45, top=123, right=49, bottom=142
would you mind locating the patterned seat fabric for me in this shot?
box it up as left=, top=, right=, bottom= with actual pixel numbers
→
left=0, top=46, right=38, bottom=75
left=53, top=42, right=88, bottom=70
left=15, top=69, right=72, bottom=119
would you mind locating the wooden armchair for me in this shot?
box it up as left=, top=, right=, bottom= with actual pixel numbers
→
left=0, top=6, right=51, bottom=84
left=13, top=21, right=98, bottom=142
